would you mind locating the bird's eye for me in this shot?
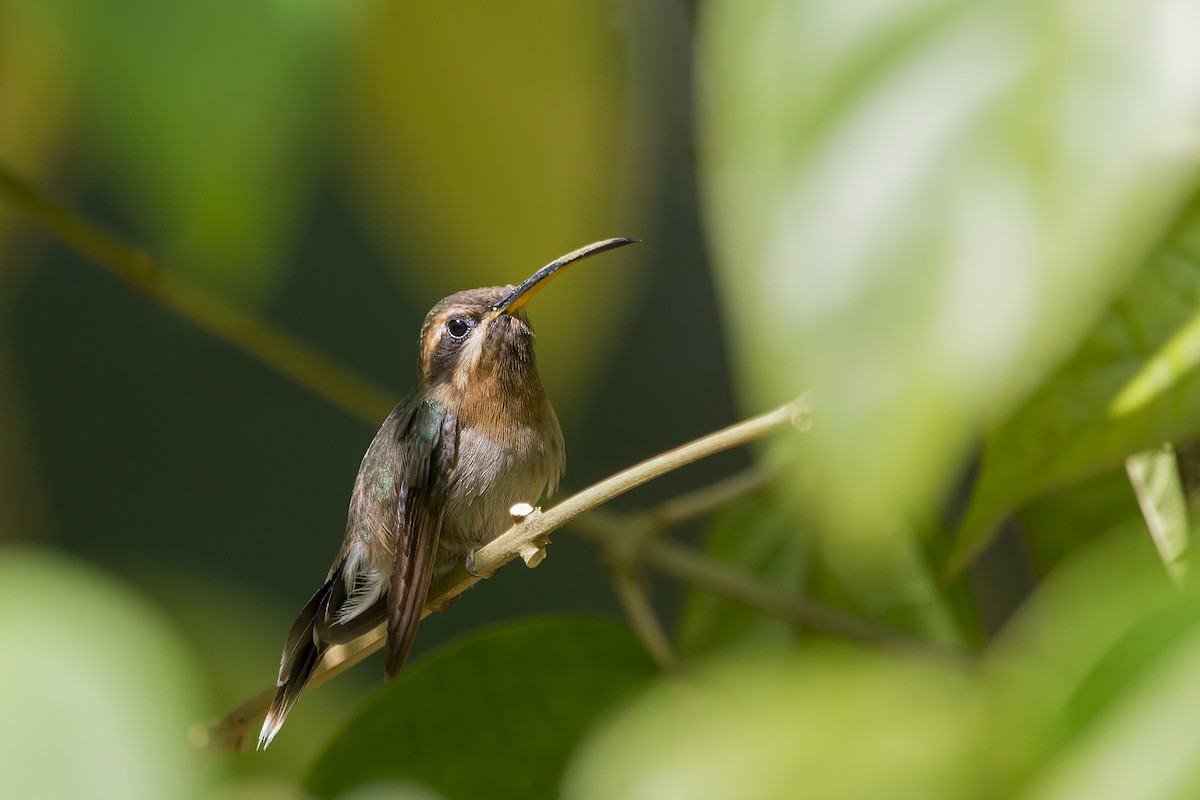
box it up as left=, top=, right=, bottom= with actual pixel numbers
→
left=446, top=316, right=474, bottom=340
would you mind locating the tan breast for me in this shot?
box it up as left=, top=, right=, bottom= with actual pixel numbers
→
left=440, top=399, right=565, bottom=555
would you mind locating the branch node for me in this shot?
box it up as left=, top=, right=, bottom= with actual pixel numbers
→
left=789, top=392, right=814, bottom=432
left=603, top=518, right=653, bottom=570
left=519, top=541, right=547, bottom=568
left=509, top=501, right=536, bottom=523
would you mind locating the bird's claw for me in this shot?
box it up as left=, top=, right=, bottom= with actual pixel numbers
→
left=465, top=503, right=547, bottom=577
left=465, top=549, right=483, bottom=577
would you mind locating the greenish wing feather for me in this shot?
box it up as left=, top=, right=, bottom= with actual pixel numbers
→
left=385, top=398, right=457, bottom=678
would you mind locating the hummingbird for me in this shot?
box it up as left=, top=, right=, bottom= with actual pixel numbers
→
left=258, top=237, right=637, bottom=748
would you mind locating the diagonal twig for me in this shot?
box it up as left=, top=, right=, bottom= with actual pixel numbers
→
left=0, top=166, right=395, bottom=425
left=196, top=397, right=810, bottom=751
left=608, top=566, right=679, bottom=673
left=648, top=463, right=775, bottom=528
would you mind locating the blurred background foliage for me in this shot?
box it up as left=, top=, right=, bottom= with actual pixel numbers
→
left=4, top=0, right=1200, bottom=798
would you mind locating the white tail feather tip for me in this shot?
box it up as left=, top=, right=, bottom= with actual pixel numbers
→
left=257, top=715, right=282, bottom=750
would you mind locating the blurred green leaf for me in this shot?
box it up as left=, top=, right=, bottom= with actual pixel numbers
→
left=344, top=1, right=645, bottom=407
left=677, top=493, right=810, bottom=656
left=983, top=531, right=1200, bottom=798
left=1020, top=603, right=1200, bottom=799
left=950, top=196, right=1200, bottom=574
left=1062, top=596, right=1200, bottom=738
left=682, top=487, right=961, bottom=651
left=338, top=784, right=447, bottom=800
left=1017, top=468, right=1145, bottom=577
left=699, top=0, right=1200, bottom=540
left=305, top=617, right=656, bottom=800
left=45, top=0, right=357, bottom=299
left=811, top=513, right=964, bottom=643
left=564, top=646, right=1013, bottom=800
left=0, top=547, right=206, bottom=800
left=986, top=531, right=1179, bottom=738
left=572, top=532, right=1200, bottom=800
left=218, top=775, right=444, bottom=800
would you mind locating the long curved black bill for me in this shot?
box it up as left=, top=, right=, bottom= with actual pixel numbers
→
left=492, top=237, right=638, bottom=316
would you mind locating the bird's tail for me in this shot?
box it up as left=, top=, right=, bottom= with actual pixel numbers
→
left=257, top=578, right=334, bottom=750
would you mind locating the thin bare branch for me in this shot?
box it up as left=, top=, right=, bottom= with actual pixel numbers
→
left=645, top=536, right=907, bottom=646
left=199, top=398, right=808, bottom=750
left=648, top=464, right=775, bottom=528
left=609, top=567, right=679, bottom=673
left=571, top=511, right=912, bottom=647
left=0, top=166, right=395, bottom=425
left=4, top=164, right=940, bottom=747
left=599, top=465, right=773, bottom=668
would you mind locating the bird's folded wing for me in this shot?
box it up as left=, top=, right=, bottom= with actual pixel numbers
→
left=385, top=397, right=457, bottom=678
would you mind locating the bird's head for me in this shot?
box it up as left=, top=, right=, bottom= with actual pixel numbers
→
left=414, top=238, right=637, bottom=401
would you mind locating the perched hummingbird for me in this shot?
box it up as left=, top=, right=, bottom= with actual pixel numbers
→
left=258, top=237, right=636, bottom=748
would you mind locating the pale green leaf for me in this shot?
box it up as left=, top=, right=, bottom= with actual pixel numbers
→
left=985, top=531, right=1180, bottom=733
left=1023, top=603, right=1200, bottom=800
left=950, top=197, right=1200, bottom=574
left=564, top=647, right=1013, bottom=800
left=700, top=0, right=1200, bottom=542
left=0, top=548, right=206, bottom=800
left=985, top=533, right=1200, bottom=797
left=1126, top=445, right=1190, bottom=583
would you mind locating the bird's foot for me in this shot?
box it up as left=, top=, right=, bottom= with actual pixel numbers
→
left=464, top=502, right=547, bottom=577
